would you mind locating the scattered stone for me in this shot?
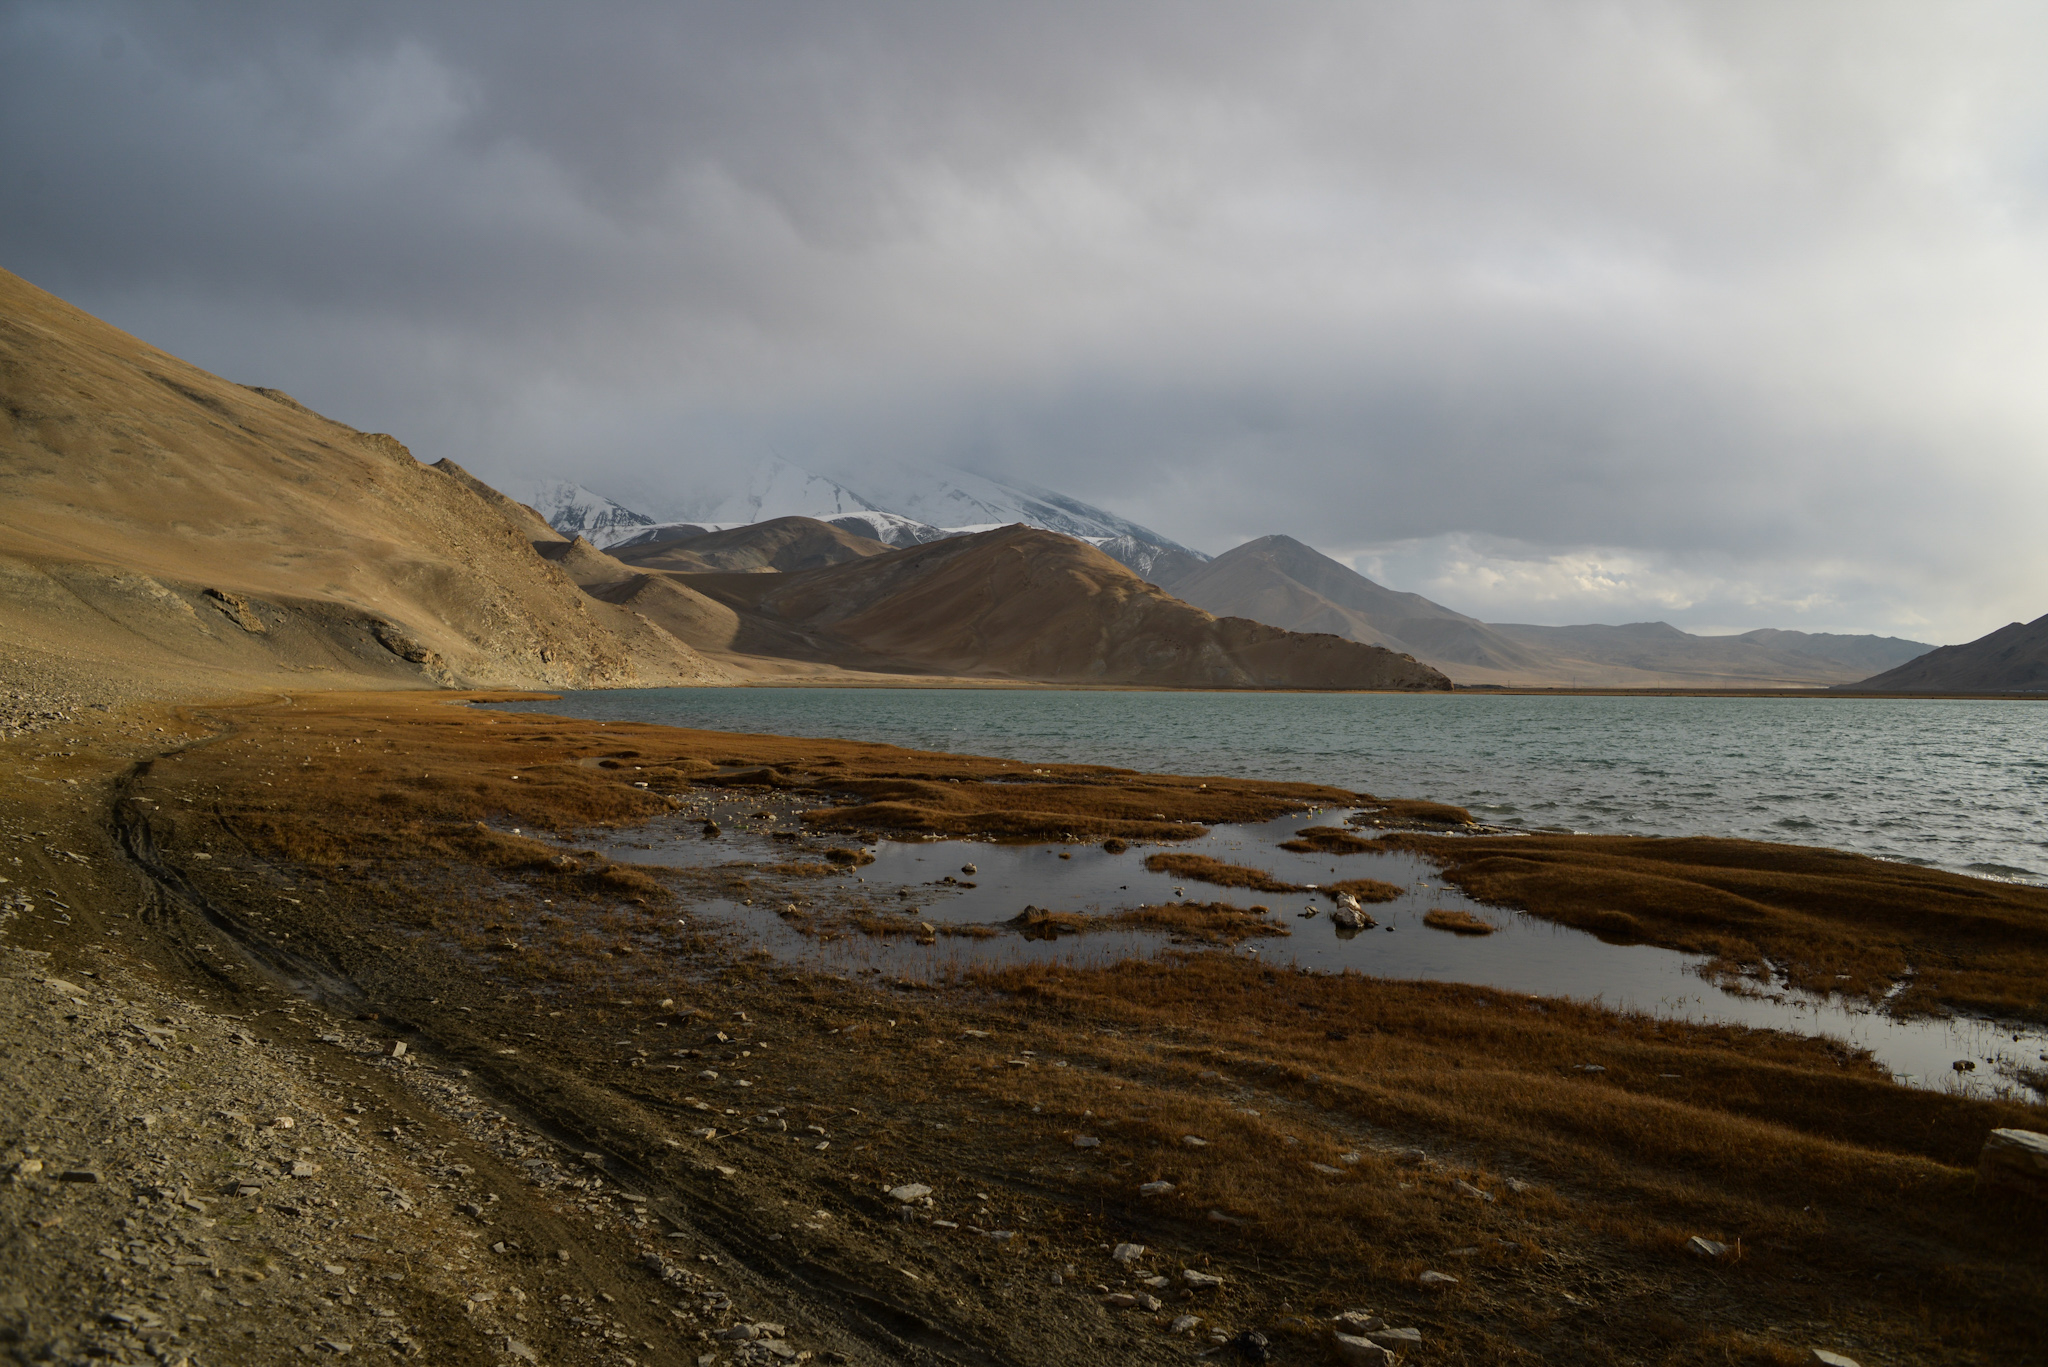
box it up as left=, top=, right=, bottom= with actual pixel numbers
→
left=960, top=864, right=977, bottom=875
left=1139, top=1180, right=1174, bottom=1195
left=1112, top=1242, right=1146, bottom=1264
left=1811, top=1352, right=1861, bottom=1367
left=505, top=1339, right=538, bottom=1362
left=1686, top=1236, right=1731, bottom=1260
left=387, top=1041, right=406, bottom=1059
left=1504, top=1177, right=1532, bottom=1194
left=1206, top=1209, right=1245, bottom=1226
left=1073, top=1135, right=1100, bottom=1149
left=1416, top=1270, right=1458, bottom=1288
left=1184, top=1269, right=1224, bottom=1290
left=1454, top=1179, right=1492, bottom=1201
left=1181, top=1135, right=1208, bottom=1148
left=1170, top=1315, right=1202, bottom=1335
left=1310, top=1162, right=1343, bottom=1176
left=1226, top=1330, right=1271, bottom=1362
left=1334, top=1335, right=1395, bottom=1366
left=1977, top=1128, right=2048, bottom=1200
left=289, top=1161, right=320, bottom=1178
left=887, top=1183, right=932, bottom=1204
left=1333, top=1311, right=1383, bottom=1334
left=1368, top=1327, right=1423, bottom=1347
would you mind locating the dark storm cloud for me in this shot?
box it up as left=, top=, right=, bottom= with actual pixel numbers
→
left=4, top=1, right=2044, bottom=639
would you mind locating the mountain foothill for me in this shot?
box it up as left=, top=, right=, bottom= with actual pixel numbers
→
left=3, top=264, right=2033, bottom=697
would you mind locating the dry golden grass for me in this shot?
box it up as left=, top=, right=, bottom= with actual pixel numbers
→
left=956, top=956, right=2045, bottom=1346
left=1141, top=851, right=1301, bottom=892
left=1008, top=902, right=1288, bottom=945
left=1351, top=797, right=1478, bottom=828
left=1324, top=876, right=1403, bottom=903
left=1278, top=825, right=1383, bottom=854
left=1423, top=907, right=1496, bottom=935
left=1390, top=832, right=2048, bottom=1020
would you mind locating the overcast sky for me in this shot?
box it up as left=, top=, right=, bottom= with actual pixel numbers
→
left=5, top=1, right=2045, bottom=642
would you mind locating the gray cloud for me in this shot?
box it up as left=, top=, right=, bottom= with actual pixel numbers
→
left=4, top=0, right=2045, bottom=640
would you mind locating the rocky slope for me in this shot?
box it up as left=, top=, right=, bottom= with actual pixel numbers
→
left=1841, top=612, right=2048, bottom=693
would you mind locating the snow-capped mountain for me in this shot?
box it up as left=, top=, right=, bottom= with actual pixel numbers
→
left=521, top=457, right=1208, bottom=576
left=511, top=479, right=654, bottom=543
left=815, top=510, right=962, bottom=549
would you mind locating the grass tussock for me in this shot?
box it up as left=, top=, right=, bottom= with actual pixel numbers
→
left=1325, top=877, right=1403, bottom=903
left=1423, top=907, right=1496, bottom=935
left=1278, top=825, right=1383, bottom=855
left=1349, top=798, right=1478, bottom=829
left=1008, top=902, right=1287, bottom=945
left=1388, top=832, right=2048, bottom=1021
left=1141, top=851, right=1300, bottom=892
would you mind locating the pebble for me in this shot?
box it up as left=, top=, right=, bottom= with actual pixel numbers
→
left=1333, top=1311, right=1383, bottom=1333
left=1686, top=1236, right=1731, bottom=1260
left=887, top=1183, right=933, bottom=1204
left=1112, top=1242, right=1145, bottom=1263
left=1416, top=1270, right=1458, bottom=1288
left=1139, top=1180, right=1174, bottom=1195
left=1170, top=1315, right=1202, bottom=1334
left=1073, top=1135, right=1100, bottom=1149
left=1183, top=1269, right=1223, bottom=1290
left=1181, top=1135, right=1208, bottom=1148
left=1811, top=1352, right=1861, bottom=1367
left=1368, top=1327, right=1422, bottom=1346
left=1310, top=1162, right=1343, bottom=1176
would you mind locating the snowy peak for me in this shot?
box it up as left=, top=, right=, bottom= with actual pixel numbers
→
left=519, top=456, right=1208, bottom=573
left=512, top=479, right=653, bottom=543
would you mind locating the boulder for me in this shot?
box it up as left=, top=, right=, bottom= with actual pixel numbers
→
left=1978, top=1128, right=2048, bottom=1200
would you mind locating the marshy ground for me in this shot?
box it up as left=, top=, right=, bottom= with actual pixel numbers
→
left=4, top=690, right=2045, bottom=1365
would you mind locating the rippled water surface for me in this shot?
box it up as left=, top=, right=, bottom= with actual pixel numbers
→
left=495, top=688, right=2048, bottom=882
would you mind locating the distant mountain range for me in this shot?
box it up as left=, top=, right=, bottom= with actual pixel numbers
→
left=1152, top=535, right=1935, bottom=688
left=527, top=464, right=1941, bottom=687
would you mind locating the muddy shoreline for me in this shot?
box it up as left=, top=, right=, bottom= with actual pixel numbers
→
left=4, top=689, right=2045, bottom=1365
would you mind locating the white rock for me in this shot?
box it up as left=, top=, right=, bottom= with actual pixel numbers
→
left=1978, top=1128, right=2048, bottom=1200
left=1685, top=1236, right=1730, bottom=1260
left=1416, top=1270, right=1458, bottom=1288
left=1170, top=1315, right=1202, bottom=1335
left=1368, top=1327, right=1422, bottom=1346
left=887, top=1183, right=932, bottom=1203
left=1332, top=1311, right=1383, bottom=1333
left=1310, top=1162, right=1343, bottom=1176
left=1112, top=1242, right=1146, bottom=1263
left=1181, top=1135, right=1208, bottom=1148
left=1811, top=1352, right=1861, bottom=1367
left=1139, top=1180, right=1174, bottom=1196
left=1333, top=1334, right=1395, bottom=1365
left=1183, top=1269, right=1223, bottom=1290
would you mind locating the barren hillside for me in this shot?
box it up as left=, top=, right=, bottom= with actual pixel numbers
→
left=1840, top=613, right=2048, bottom=693
left=679, top=526, right=1453, bottom=689
left=0, top=267, right=727, bottom=695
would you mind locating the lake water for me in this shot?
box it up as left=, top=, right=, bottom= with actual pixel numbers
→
left=493, top=688, right=2048, bottom=883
